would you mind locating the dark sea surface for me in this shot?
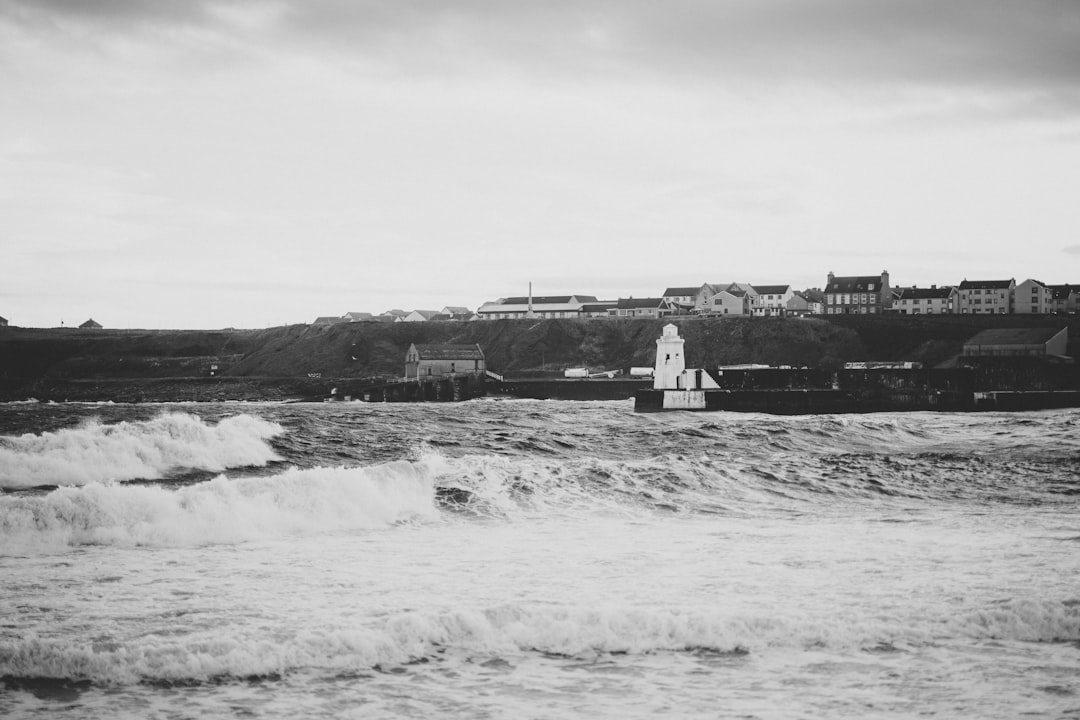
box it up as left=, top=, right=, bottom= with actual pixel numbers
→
left=1, top=399, right=1079, bottom=718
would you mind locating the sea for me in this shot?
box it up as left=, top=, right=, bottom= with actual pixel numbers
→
left=1, top=399, right=1078, bottom=719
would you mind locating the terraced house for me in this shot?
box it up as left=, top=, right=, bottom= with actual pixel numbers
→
left=892, top=286, right=956, bottom=315
left=956, top=279, right=1014, bottom=314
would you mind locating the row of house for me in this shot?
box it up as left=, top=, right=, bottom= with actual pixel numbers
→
left=312, top=307, right=478, bottom=325
left=476, top=273, right=1080, bottom=320
left=892, top=279, right=1080, bottom=316
left=314, top=272, right=1079, bottom=326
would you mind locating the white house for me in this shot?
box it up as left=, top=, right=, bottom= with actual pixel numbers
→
left=749, top=285, right=794, bottom=317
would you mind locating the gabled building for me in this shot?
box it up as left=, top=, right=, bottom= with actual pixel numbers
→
left=378, top=309, right=408, bottom=322
left=402, top=310, right=441, bottom=322
left=440, top=306, right=476, bottom=320
left=476, top=294, right=599, bottom=320
left=785, top=291, right=824, bottom=317
left=405, top=343, right=486, bottom=379
left=662, top=285, right=715, bottom=313
left=706, top=288, right=751, bottom=316
left=312, top=316, right=346, bottom=326
left=1014, top=279, right=1052, bottom=315
left=891, top=286, right=956, bottom=315
left=749, top=285, right=794, bottom=317
left=824, top=271, right=891, bottom=314
left=956, top=279, right=1015, bottom=315
left=342, top=312, right=374, bottom=322
left=1048, top=285, right=1078, bottom=314
left=79, top=318, right=103, bottom=329
left=614, top=297, right=675, bottom=318
left=963, top=327, right=1068, bottom=358
left=0, top=316, right=7, bottom=327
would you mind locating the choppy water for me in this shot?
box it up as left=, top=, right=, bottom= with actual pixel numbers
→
left=1, top=400, right=1078, bottom=718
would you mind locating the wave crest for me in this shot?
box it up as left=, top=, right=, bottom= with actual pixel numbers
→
left=4, top=599, right=1076, bottom=685
left=0, top=413, right=283, bottom=489
left=0, top=460, right=437, bottom=551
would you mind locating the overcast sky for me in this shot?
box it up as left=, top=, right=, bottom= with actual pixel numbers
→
left=2, top=0, right=1079, bottom=328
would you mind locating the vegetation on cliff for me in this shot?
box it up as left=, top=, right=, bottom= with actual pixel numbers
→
left=1, top=314, right=1076, bottom=401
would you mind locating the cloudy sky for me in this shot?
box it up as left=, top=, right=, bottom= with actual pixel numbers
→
left=2, top=0, right=1079, bottom=328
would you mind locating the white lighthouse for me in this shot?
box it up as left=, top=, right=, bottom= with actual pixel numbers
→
left=653, top=323, right=686, bottom=389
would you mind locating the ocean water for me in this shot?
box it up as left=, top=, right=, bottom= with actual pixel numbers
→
left=1, top=400, right=1078, bottom=719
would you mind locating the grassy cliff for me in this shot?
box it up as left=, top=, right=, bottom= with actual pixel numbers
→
left=1, top=314, right=1076, bottom=401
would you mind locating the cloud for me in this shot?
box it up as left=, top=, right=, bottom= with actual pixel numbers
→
left=5, top=0, right=1080, bottom=103
left=1065, top=244, right=1080, bottom=255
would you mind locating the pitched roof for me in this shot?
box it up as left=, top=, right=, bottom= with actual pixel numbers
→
left=79, top=318, right=103, bottom=328
left=617, top=297, right=670, bottom=310
left=825, top=276, right=884, bottom=293
left=411, top=343, right=485, bottom=360
left=958, top=279, right=1014, bottom=290
left=964, top=327, right=1065, bottom=347
left=896, top=287, right=954, bottom=300
left=499, top=295, right=598, bottom=305
left=1048, top=284, right=1077, bottom=299
left=312, top=316, right=345, bottom=325
left=343, top=312, right=374, bottom=321
left=441, top=306, right=471, bottom=315
left=751, top=284, right=791, bottom=295
left=663, top=286, right=706, bottom=297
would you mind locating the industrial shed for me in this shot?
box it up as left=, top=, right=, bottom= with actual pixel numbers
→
left=405, top=343, right=486, bottom=379
left=962, top=327, right=1068, bottom=358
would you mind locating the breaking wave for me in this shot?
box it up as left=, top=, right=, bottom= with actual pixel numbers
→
left=0, top=413, right=283, bottom=489
left=0, top=460, right=437, bottom=552
left=2, top=599, right=1077, bottom=686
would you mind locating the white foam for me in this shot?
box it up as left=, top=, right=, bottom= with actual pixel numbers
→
left=0, top=460, right=438, bottom=551
left=4, top=599, right=1076, bottom=685
left=0, top=413, right=283, bottom=488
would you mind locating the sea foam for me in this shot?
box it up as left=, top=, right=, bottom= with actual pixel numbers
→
left=0, top=413, right=283, bottom=489
left=3, top=599, right=1077, bottom=685
left=0, top=460, right=437, bottom=551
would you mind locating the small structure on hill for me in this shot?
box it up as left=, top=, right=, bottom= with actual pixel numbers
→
left=79, top=318, right=102, bottom=329
left=405, top=343, right=486, bottom=379
left=312, top=316, right=346, bottom=326
left=963, top=327, right=1068, bottom=359
left=0, top=316, right=8, bottom=327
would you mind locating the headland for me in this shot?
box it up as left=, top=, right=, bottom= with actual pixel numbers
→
left=1, top=315, right=1077, bottom=404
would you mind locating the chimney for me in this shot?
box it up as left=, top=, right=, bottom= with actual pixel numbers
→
left=827, top=271, right=835, bottom=284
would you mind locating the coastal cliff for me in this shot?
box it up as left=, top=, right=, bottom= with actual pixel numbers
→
left=1, top=315, right=1076, bottom=401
